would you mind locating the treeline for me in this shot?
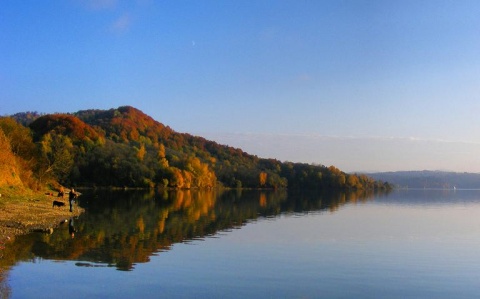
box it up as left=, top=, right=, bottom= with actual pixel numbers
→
left=1, top=106, right=391, bottom=191
left=369, top=171, right=480, bottom=189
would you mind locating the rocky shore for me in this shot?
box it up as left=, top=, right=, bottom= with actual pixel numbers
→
left=0, top=189, right=84, bottom=245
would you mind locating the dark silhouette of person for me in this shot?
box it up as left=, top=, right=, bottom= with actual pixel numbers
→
left=69, top=217, right=76, bottom=238
left=69, top=188, right=77, bottom=212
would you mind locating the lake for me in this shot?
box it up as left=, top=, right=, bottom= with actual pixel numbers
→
left=1, top=188, right=480, bottom=298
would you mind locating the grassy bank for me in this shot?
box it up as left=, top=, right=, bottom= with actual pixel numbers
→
left=0, top=186, right=84, bottom=244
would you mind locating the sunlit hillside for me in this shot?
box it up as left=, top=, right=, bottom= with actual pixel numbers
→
left=0, top=129, right=22, bottom=187
left=3, top=106, right=391, bottom=191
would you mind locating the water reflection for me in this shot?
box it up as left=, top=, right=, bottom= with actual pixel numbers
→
left=0, top=189, right=383, bottom=274
left=0, top=269, right=10, bottom=299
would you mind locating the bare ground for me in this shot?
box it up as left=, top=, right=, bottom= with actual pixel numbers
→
left=0, top=189, right=84, bottom=244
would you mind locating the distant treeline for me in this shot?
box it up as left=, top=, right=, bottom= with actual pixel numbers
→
left=1, top=106, right=391, bottom=191
left=369, top=171, right=480, bottom=189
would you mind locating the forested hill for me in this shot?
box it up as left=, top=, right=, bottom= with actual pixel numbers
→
left=3, top=106, right=390, bottom=190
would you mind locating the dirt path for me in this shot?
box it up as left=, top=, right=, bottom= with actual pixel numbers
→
left=0, top=190, right=84, bottom=244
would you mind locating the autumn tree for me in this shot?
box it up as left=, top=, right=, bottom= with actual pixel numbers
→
left=0, top=117, right=36, bottom=159
left=37, top=133, right=74, bottom=183
left=0, top=118, right=39, bottom=188
left=346, top=174, right=361, bottom=189
left=0, top=128, right=23, bottom=186
left=259, top=171, right=267, bottom=187
left=136, top=144, right=146, bottom=161
left=157, top=143, right=169, bottom=168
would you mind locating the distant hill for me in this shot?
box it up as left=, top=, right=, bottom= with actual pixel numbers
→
left=5, top=106, right=391, bottom=191
left=368, top=171, right=480, bottom=189
left=9, top=111, right=44, bottom=126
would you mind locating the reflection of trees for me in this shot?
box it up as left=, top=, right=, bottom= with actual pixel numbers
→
left=282, top=189, right=384, bottom=213
left=0, top=269, right=11, bottom=299
left=0, top=233, right=38, bottom=299
left=4, top=189, right=387, bottom=271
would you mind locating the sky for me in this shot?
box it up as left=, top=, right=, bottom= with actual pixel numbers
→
left=1, top=0, right=480, bottom=173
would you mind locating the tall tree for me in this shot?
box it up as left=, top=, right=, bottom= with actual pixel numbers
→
left=37, top=133, right=74, bottom=183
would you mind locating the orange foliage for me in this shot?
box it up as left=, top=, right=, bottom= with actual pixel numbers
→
left=259, top=193, right=267, bottom=207
left=259, top=171, right=267, bottom=187
left=29, top=114, right=103, bottom=143
left=77, top=106, right=174, bottom=144
left=0, top=129, right=23, bottom=186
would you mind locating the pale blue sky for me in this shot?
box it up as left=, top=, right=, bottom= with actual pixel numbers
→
left=2, top=1, right=480, bottom=172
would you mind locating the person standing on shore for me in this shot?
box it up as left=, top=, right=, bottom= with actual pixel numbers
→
left=69, top=188, right=77, bottom=212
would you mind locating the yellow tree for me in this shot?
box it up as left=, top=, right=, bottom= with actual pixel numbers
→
left=259, top=171, right=267, bottom=187
left=157, top=143, right=169, bottom=168
left=185, top=157, right=216, bottom=188
left=136, top=144, right=146, bottom=161
left=347, top=174, right=362, bottom=189
left=170, top=168, right=184, bottom=189
left=38, top=133, right=74, bottom=183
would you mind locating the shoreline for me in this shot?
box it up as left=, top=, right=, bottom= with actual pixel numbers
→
left=0, top=189, right=84, bottom=244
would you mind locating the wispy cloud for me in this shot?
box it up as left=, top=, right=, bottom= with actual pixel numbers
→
left=194, top=132, right=480, bottom=173
left=76, top=0, right=150, bottom=35
left=204, top=132, right=459, bottom=141
left=224, top=133, right=480, bottom=146
left=109, top=14, right=132, bottom=33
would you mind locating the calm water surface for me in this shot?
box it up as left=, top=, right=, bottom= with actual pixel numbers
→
left=2, top=189, right=480, bottom=298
